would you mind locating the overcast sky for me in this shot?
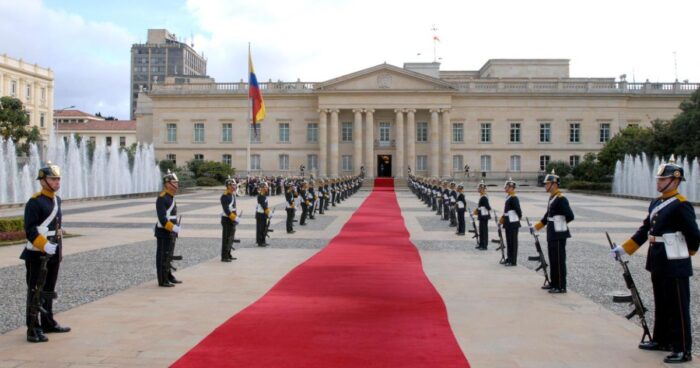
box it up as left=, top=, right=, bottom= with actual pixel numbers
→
left=2, top=0, right=699, bottom=119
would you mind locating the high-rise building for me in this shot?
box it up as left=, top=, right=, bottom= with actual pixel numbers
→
left=130, top=29, right=207, bottom=119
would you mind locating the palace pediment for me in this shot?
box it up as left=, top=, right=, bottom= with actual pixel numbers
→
left=316, top=63, right=454, bottom=92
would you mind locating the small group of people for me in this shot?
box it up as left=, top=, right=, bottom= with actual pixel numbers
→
left=408, top=155, right=700, bottom=363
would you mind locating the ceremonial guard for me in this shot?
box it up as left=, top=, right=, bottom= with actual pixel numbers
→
left=220, top=177, right=239, bottom=262
left=442, top=182, right=451, bottom=221
left=308, top=181, right=317, bottom=220
left=499, top=178, right=522, bottom=266
left=22, top=162, right=71, bottom=343
left=475, top=181, right=492, bottom=250
left=611, top=156, right=700, bottom=363
left=255, top=182, right=271, bottom=246
left=285, top=181, right=296, bottom=234
left=449, top=182, right=458, bottom=227
left=317, top=179, right=326, bottom=215
left=531, top=170, right=574, bottom=293
left=455, top=184, right=467, bottom=235
left=299, top=181, right=309, bottom=226
left=154, top=170, right=181, bottom=287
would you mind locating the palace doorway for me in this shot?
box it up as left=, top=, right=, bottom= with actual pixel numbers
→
left=377, top=155, right=392, bottom=177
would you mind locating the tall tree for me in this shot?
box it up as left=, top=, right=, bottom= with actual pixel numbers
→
left=0, top=96, right=40, bottom=154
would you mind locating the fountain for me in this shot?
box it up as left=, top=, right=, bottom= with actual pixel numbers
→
left=612, top=154, right=700, bottom=202
left=0, top=135, right=161, bottom=205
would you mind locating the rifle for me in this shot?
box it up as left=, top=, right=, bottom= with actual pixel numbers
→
left=466, top=205, right=480, bottom=245
left=491, top=210, right=506, bottom=264
left=525, top=218, right=551, bottom=287
left=168, top=216, right=182, bottom=272
left=264, top=208, right=276, bottom=239
left=606, top=232, right=652, bottom=344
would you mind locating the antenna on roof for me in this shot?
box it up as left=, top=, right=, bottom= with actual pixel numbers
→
left=431, top=24, right=440, bottom=63
left=673, top=51, right=678, bottom=82
left=190, top=31, right=194, bottom=48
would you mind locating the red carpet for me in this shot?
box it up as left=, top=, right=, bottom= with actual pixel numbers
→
left=171, top=178, right=469, bottom=367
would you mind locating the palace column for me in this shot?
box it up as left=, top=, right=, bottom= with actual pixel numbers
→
left=406, top=109, right=416, bottom=175
left=364, top=109, right=375, bottom=178
left=394, top=109, right=405, bottom=178
left=441, top=109, right=452, bottom=177
left=329, top=109, right=339, bottom=177
left=430, top=109, right=440, bottom=177
left=318, top=109, right=328, bottom=177
left=353, top=109, right=363, bottom=176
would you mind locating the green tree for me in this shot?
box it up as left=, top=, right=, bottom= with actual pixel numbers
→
left=572, top=153, right=610, bottom=182
left=666, top=88, right=700, bottom=158
left=186, top=159, right=233, bottom=183
left=545, top=160, right=572, bottom=178
left=596, top=125, right=656, bottom=174
left=0, top=96, right=39, bottom=154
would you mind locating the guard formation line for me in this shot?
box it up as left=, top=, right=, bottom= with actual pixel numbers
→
left=17, top=155, right=700, bottom=364
left=408, top=155, right=699, bottom=364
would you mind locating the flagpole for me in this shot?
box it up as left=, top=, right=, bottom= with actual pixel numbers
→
left=246, top=42, right=251, bottom=175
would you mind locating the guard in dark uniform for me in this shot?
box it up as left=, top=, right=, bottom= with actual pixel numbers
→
left=449, top=183, right=458, bottom=227
left=255, top=182, right=271, bottom=246
left=22, top=162, right=71, bottom=343
left=475, top=181, right=491, bottom=250
left=285, top=181, right=296, bottom=234
left=299, top=181, right=309, bottom=226
left=308, top=181, right=317, bottom=220
left=612, top=156, right=700, bottom=363
left=155, top=170, right=181, bottom=287
left=220, top=177, right=238, bottom=262
left=532, top=170, right=575, bottom=293
left=455, top=184, right=466, bottom=235
left=500, top=178, right=521, bottom=266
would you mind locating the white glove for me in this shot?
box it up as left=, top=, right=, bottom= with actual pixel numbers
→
left=44, top=242, right=58, bottom=255
left=611, top=245, right=625, bottom=259
left=172, top=225, right=181, bottom=234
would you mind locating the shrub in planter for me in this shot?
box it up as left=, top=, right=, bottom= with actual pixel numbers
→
left=196, top=177, right=222, bottom=187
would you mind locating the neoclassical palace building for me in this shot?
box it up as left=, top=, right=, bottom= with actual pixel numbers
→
left=136, top=59, right=698, bottom=179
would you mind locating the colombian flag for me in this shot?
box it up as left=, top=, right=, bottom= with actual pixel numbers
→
left=248, top=48, right=266, bottom=135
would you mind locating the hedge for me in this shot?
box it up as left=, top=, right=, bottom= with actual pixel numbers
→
left=0, top=217, right=23, bottom=232
left=196, top=177, right=222, bottom=187
left=567, top=181, right=612, bottom=192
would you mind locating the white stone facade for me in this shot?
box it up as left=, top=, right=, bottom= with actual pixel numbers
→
left=137, top=59, right=699, bottom=179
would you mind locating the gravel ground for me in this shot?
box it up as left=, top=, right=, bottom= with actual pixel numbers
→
left=0, top=236, right=329, bottom=334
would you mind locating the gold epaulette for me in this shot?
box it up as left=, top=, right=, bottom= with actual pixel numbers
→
left=159, top=191, right=167, bottom=197
left=31, top=192, right=41, bottom=199
left=676, top=194, right=688, bottom=202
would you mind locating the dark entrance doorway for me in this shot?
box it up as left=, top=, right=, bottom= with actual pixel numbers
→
left=377, top=155, right=392, bottom=177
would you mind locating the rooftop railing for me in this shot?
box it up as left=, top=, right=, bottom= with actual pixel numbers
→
left=150, top=80, right=698, bottom=95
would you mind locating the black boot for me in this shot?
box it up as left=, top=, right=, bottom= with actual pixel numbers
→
left=664, top=352, right=692, bottom=363
left=27, top=327, right=48, bottom=343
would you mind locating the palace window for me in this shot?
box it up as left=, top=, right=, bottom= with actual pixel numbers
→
left=569, top=122, right=581, bottom=143
left=279, top=154, right=289, bottom=170
left=106, top=136, right=112, bottom=146
left=279, top=122, right=290, bottom=143
left=570, top=155, right=580, bottom=167
left=416, top=155, right=428, bottom=171
left=480, top=155, right=492, bottom=172
left=166, top=123, right=177, bottom=142
left=222, top=154, right=232, bottom=166
left=509, top=122, right=521, bottom=143
left=599, top=122, right=611, bottom=143
left=251, top=154, right=261, bottom=170
left=342, top=155, right=352, bottom=171
left=341, top=122, right=353, bottom=142
left=452, top=123, right=464, bottom=143
left=222, top=123, right=232, bottom=142
left=250, top=124, right=262, bottom=143
left=194, top=122, right=205, bottom=143
left=194, top=154, right=204, bottom=161
left=509, top=155, right=521, bottom=172
left=119, top=136, right=126, bottom=147
left=379, top=122, right=391, bottom=143
left=480, top=122, right=491, bottom=143
left=540, top=155, right=551, bottom=171
left=40, top=113, right=45, bottom=128
left=307, top=154, right=318, bottom=170
left=539, top=122, right=551, bottom=143
left=452, top=155, right=463, bottom=172
left=416, top=122, right=428, bottom=142
left=166, top=154, right=176, bottom=165
left=307, top=123, right=318, bottom=143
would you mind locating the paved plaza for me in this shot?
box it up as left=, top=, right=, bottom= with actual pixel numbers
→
left=1, top=184, right=700, bottom=367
